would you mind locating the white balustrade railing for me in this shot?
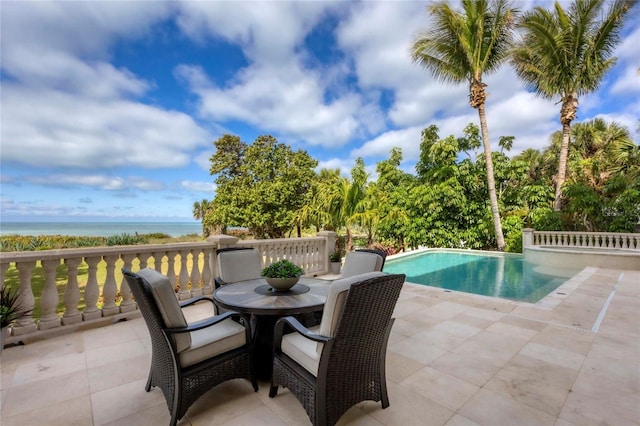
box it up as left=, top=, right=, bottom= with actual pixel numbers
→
left=522, top=229, right=640, bottom=250
left=0, top=232, right=336, bottom=346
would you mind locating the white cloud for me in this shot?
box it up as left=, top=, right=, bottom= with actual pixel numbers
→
left=1, top=85, right=210, bottom=169
left=24, top=174, right=165, bottom=191
left=175, top=1, right=333, bottom=63
left=1, top=1, right=172, bottom=57
left=609, top=65, right=640, bottom=95
left=180, top=180, right=215, bottom=193
left=353, top=126, right=424, bottom=162
left=0, top=2, right=210, bottom=171
left=176, top=62, right=364, bottom=146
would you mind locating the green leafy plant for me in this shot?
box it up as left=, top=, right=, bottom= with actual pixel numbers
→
left=329, top=252, right=341, bottom=262
left=1, top=286, right=31, bottom=329
left=261, top=260, right=304, bottom=279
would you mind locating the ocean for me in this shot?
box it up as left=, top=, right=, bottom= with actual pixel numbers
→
left=0, top=222, right=203, bottom=238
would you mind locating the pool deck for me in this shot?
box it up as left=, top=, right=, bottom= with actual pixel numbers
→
left=1, top=267, right=638, bottom=425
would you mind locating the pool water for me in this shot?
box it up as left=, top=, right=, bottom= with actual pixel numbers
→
left=383, top=250, right=580, bottom=303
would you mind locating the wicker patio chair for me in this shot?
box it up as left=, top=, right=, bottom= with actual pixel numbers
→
left=215, top=247, right=262, bottom=289
left=269, top=271, right=405, bottom=426
left=340, top=249, right=387, bottom=278
left=122, top=268, right=258, bottom=426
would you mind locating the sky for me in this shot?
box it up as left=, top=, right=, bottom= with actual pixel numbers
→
left=1, top=1, right=639, bottom=223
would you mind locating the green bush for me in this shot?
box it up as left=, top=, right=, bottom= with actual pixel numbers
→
left=105, top=233, right=148, bottom=246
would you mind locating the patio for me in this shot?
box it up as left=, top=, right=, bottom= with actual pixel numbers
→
left=1, top=267, right=638, bottom=426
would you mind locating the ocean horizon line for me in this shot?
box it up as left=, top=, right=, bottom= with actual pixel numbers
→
left=0, top=221, right=203, bottom=238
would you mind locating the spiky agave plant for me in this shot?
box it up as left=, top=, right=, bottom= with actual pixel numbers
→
left=1, top=286, right=31, bottom=329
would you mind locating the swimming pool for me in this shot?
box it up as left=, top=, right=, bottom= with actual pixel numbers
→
left=383, top=250, right=580, bottom=303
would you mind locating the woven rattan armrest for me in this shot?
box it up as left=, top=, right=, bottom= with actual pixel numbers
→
left=179, top=296, right=215, bottom=308
left=273, top=316, right=331, bottom=353
left=165, top=311, right=250, bottom=334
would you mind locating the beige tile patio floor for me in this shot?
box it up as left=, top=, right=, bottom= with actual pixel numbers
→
left=1, top=267, right=638, bottom=426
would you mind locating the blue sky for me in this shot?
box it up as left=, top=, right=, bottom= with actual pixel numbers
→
left=1, top=1, right=639, bottom=223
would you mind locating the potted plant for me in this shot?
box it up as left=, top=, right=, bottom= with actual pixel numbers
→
left=1, top=285, right=30, bottom=354
left=261, top=259, right=304, bottom=292
left=329, top=251, right=342, bottom=275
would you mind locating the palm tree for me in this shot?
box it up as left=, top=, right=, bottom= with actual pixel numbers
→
left=411, top=0, right=517, bottom=251
left=319, top=159, right=369, bottom=251
left=511, top=0, right=634, bottom=211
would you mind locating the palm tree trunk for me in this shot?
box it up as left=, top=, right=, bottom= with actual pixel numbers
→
left=478, top=103, right=505, bottom=251
left=554, top=122, right=572, bottom=211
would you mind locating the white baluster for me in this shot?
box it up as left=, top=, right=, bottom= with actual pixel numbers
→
left=202, top=247, right=214, bottom=296
left=38, top=260, right=61, bottom=330
left=190, top=250, right=202, bottom=297
left=102, top=255, right=120, bottom=316
left=119, top=254, right=136, bottom=312
left=83, top=257, right=102, bottom=320
left=12, top=261, right=37, bottom=335
left=177, top=250, right=191, bottom=300
left=152, top=252, right=164, bottom=273
left=62, top=258, right=82, bottom=325
left=166, top=251, right=178, bottom=290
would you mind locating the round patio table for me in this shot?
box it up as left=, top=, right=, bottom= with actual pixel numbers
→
left=213, top=277, right=331, bottom=380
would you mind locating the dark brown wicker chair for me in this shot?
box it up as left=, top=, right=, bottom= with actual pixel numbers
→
left=340, top=249, right=387, bottom=278
left=356, top=248, right=387, bottom=270
left=269, top=272, right=405, bottom=426
left=214, top=247, right=262, bottom=289
left=123, top=268, right=258, bottom=426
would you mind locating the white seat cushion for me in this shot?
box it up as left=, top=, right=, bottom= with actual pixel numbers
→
left=341, top=252, right=383, bottom=278
left=137, top=268, right=191, bottom=353
left=217, top=249, right=262, bottom=283
left=282, top=325, right=322, bottom=376
left=179, top=318, right=246, bottom=368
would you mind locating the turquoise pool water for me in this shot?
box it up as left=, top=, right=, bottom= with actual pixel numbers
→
left=383, top=250, right=579, bottom=303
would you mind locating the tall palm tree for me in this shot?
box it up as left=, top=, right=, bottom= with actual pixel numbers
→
left=411, top=0, right=517, bottom=251
left=511, top=0, right=634, bottom=211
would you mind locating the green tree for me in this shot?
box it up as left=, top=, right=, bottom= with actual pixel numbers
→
left=207, top=134, right=318, bottom=239
left=319, top=159, right=369, bottom=251
left=411, top=0, right=518, bottom=251
left=192, top=199, right=217, bottom=237
left=511, top=0, right=635, bottom=211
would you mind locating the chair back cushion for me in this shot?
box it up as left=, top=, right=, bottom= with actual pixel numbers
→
left=136, top=268, right=191, bottom=352
left=317, top=271, right=386, bottom=354
left=217, top=249, right=262, bottom=284
left=341, top=251, right=384, bottom=278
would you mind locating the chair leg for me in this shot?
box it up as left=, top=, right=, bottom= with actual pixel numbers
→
left=380, top=378, right=390, bottom=408
left=269, top=383, right=279, bottom=398
left=145, top=367, right=153, bottom=392
left=251, top=377, right=259, bottom=392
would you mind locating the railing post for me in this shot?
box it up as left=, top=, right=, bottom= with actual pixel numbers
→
left=522, top=228, right=534, bottom=248
left=83, top=256, right=102, bottom=320
left=317, top=231, right=337, bottom=273
left=38, top=259, right=62, bottom=330
left=62, top=257, right=83, bottom=325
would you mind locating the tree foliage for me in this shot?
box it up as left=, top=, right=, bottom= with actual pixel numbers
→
left=511, top=0, right=635, bottom=210
left=196, top=116, right=638, bottom=252
left=411, top=0, right=519, bottom=251
left=205, top=134, right=318, bottom=239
